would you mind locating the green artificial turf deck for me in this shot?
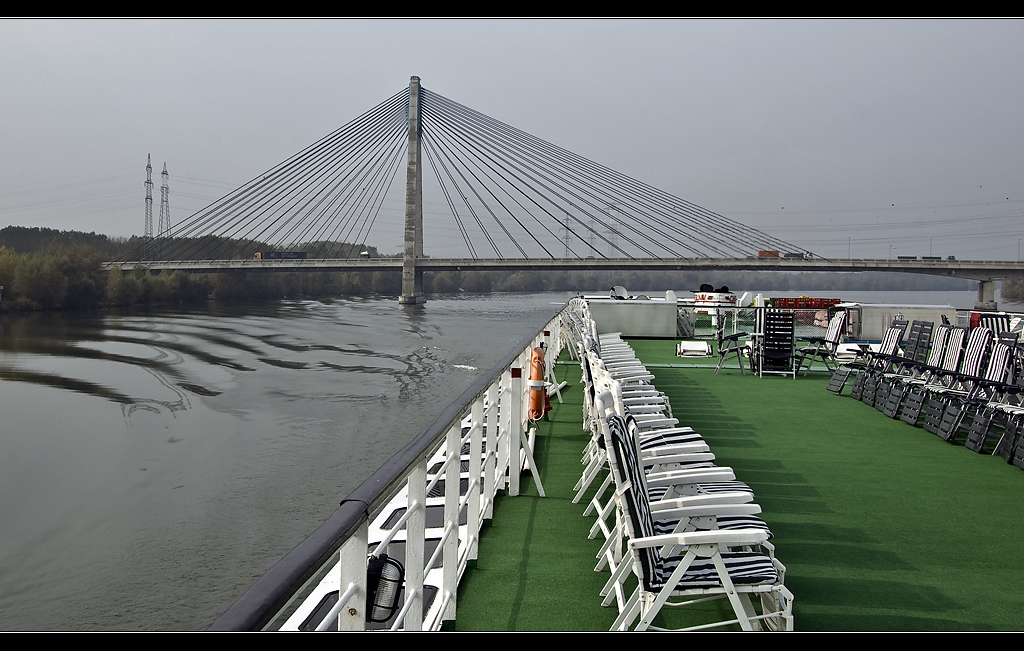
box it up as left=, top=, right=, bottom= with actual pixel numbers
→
left=455, top=339, right=1024, bottom=631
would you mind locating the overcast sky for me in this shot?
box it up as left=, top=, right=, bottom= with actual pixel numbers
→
left=0, top=19, right=1021, bottom=260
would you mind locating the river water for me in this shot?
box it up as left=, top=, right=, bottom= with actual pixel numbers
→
left=0, top=288, right=1013, bottom=630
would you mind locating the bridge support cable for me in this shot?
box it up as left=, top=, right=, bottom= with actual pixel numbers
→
left=422, top=92, right=675, bottom=259
left=144, top=92, right=405, bottom=261
left=424, top=102, right=634, bottom=259
left=204, top=91, right=406, bottom=257
left=420, top=120, right=538, bottom=259
left=423, top=91, right=659, bottom=258
left=421, top=90, right=731, bottom=258
left=420, top=89, right=801, bottom=259
left=469, top=92, right=795, bottom=257
left=118, top=89, right=411, bottom=263
left=199, top=95, right=408, bottom=261
left=422, top=136, right=480, bottom=259
left=428, top=95, right=725, bottom=258
left=273, top=124, right=408, bottom=259
left=115, top=78, right=812, bottom=275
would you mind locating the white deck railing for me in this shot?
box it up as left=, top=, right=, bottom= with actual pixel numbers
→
left=211, top=300, right=586, bottom=631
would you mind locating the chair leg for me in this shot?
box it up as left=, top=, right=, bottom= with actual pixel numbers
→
left=610, top=588, right=642, bottom=631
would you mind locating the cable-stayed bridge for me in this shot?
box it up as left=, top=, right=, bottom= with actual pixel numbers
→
left=106, top=77, right=1023, bottom=308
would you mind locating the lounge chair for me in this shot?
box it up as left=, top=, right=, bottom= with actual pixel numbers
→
left=597, top=398, right=793, bottom=631
left=715, top=308, right=748, bottom=375
left=844, top=320, right=911, bottom=401
left=795, top=310, right=846, bottom=376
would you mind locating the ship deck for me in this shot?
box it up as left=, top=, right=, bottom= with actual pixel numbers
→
left=454, top=340, right=1024, bottom=631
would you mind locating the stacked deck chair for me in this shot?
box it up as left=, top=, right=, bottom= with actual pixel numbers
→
left=573, top=324, right=760, bottom=595
left=592, top=399, right=763, bottom=603
left=583, top=359, right=737, bottom=551
left=595, top=391, right=794, bottom=631
left=574, top=346, right=677, bottom=507
left=905, top=320, right=936, bottom=365
left=880, top=320, right=936, bottom=379
left=568, top=306, right=791, bottom=628
left=864, top=321, right=937, bottom=413
left=575, top=333, right=684, bottom=516
left=759, top=311, right=796, bottom=379
left=855, top=321, right=917, bottom=403
left=871, top=321, right=936, bottom=417
left=997, top=330, right=1022, bottom=386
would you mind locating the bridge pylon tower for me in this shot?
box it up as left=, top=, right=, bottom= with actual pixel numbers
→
left=399, top=76, right=426, bottom=305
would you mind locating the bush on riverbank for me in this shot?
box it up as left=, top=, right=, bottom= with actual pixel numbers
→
left=1002, top=278, right=1024, bottom=301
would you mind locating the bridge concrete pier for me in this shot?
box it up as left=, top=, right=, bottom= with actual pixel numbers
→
left=400, top=76, right=426, bottom=306
left=975, top=279, right=997, bottom=311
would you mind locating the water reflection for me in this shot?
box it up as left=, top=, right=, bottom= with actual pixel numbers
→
left=0, top=294, right=567, bottom=630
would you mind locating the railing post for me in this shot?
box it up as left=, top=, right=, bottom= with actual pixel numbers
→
left=484, top=381, right=499, bottom=516
left=468, top=398, right=483, bottom=562
left=500, top=369, right=513, bottom=496
left=442, top=422, right=460, bottom=625
left=405, top=460, right=426, bottom=631
left=336, top=521, right=368, bottom=631
left=508, top=361, right=523, bottom=497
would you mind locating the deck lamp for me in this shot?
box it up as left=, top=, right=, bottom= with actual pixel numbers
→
left=366, top=553, right=404, bottom=623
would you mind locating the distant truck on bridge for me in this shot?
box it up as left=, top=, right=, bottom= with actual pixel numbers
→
left=254, top=251, right=308, bottom=260
left=759, top=250, right=814, bottom=260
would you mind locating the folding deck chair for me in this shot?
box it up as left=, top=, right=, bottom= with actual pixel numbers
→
left=893, top=326, right=965, bottom=425
left=992, top=414, right=1024, bottom=466
left=795, top=310, right=846, bottom=376
left=589, top=390, right=759, bottom=548
left=979, top=313, right=1012, bottom=338
left=845, top=320, right=910, bottom=402
left=715, top=308, right=748, bottom=375
left=873, top=322, right=944, bottom=418
left=597, top=399, right=793, bottom=631
left=915, top=327, right=993, bottom=439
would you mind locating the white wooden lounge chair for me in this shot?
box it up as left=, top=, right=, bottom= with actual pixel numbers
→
left=598, top=398, right=793, bottom=631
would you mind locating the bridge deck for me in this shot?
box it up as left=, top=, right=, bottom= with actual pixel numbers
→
left=102, top=257, right=1024, bottom=280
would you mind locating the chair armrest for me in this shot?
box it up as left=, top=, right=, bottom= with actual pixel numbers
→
left=643, top=468, right=737, bottom=488
left=641, top=441, right=710, bottom=456
left=642, top=452, right=716, bottom=468
left=652, top=503, right=763, bottom=520
left=629, top=528, right=770, bottom=550
left=650, top=491, right=754, bottom=511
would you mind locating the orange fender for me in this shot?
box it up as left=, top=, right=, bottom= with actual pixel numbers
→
left=529, top=346, right=547, bottom=421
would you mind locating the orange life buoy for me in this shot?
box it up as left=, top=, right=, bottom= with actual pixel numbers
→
left=529, top=346, right=546, bottom=421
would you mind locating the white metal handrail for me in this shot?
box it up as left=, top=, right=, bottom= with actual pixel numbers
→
left=212, top=301, right=582, bottom=631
